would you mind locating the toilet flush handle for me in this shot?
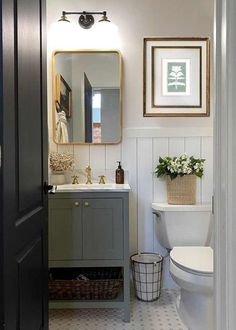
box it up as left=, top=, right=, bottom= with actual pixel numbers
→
left=152, top=211, right=162, bottom=219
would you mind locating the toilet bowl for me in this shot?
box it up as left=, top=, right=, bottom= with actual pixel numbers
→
left=170, top=246, right=213, bottom=330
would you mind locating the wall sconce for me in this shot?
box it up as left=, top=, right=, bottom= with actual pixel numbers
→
left=58, top=10, right=113, bottom=29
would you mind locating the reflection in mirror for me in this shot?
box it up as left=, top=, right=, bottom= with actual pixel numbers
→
left=53, top=51, right=122, bottom=144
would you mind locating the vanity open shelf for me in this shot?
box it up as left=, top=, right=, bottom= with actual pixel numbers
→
left=48, top=188, right=130, bottom=321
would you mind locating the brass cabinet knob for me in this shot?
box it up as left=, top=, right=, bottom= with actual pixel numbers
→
left=84, top=202, right=90, bottom=207
left=74, top=201, right=80, bottom=207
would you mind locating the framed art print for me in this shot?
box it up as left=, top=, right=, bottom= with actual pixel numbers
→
left=56, top=74, right=72, bottom=118
left=143, top=38, right=210, bottom=117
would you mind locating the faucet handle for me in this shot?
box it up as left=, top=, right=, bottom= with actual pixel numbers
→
left=99, top=175, right=106, bottom=184
left=72, top=175, right=79, bottom=184
left=85, top=165, right=93, bottom=184
left=85, top=165, right=92, bottom=173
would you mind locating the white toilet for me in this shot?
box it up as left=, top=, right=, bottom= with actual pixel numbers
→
left=152, top=203, right=213, bottom=330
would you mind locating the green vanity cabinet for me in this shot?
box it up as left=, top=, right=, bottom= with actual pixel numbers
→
left=48, top=190, right=130, bottom=322
left=83, top=198, right=123, bottom=260
left=49, top=197, right=123, bottom=261
left=49, top=198, right=83, bottom=261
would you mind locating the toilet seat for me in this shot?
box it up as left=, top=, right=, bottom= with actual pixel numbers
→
left=170, top=246, right=213, bottom=276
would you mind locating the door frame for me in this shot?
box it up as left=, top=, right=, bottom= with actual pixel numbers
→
left=214, top=0, right=236, bottom=328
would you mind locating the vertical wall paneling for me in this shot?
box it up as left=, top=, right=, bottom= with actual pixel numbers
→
left=137, top=138, right=154, bottom=252
left=153, top=138, right=169, bottom=203
left=152, top=137, right=175, bottom=287
left=89, top=145, right=106, bottom=170
left=49, top=139, right=58, bottom=153
left=57, top=144, right=74, bottom=154
left=122, top=138, right=138, bottom=254
left=73, top=145, right=90, bottom=170
left=201, top=137, right=213, bottom=203
left=105, top=144, right=122, bottom=170
left=185, top=137, right=202, bottom=203
left=168, top=137, right=185, bottom=156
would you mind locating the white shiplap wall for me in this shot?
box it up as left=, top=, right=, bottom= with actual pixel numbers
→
left=50, top=127, right=213, bottom=287
left=123, top=128, right=213, bottom=287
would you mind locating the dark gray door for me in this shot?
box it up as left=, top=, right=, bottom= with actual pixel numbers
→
left=84, top=73, right=93, bottom=143
left=0, top=0, right=48, bottom=329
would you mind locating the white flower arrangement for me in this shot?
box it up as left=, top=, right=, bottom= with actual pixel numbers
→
left=49, top=152, right=74, bottom=172
left=155, top=153, right=205, bottom=180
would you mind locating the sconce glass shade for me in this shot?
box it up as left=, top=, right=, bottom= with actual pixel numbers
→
left=98, top=14, right=111, bottom=23
left=58, top=14, right=70, bottom=23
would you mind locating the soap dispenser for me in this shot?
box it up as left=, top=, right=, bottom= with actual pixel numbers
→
left=116, top=161, right=124, bottom=184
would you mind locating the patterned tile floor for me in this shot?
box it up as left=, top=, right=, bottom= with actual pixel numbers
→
left=49, top=289, right=187, bottom=330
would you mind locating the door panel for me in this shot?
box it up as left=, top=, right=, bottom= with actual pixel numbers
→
left=18, top=237, right=43, bottom=330
left=0, top=0, right=48, bottom=328
left=84, top=73, right=93, bottom=143
left=83, top=199, right=123, bottom=259
left=49, top=200, right=83, bottom=261
left=18, top=0, right=42, bottom=212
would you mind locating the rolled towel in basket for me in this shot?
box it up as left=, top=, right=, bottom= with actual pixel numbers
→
left=76, top=274, right=89, bottom=281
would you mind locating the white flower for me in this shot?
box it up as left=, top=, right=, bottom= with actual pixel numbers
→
left=171, top=66, right=182, bottom=73
left=156, top=153, right=205, bottom=179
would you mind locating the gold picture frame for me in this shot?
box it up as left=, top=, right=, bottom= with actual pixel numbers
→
left=143, top=37, right=210, bottom=117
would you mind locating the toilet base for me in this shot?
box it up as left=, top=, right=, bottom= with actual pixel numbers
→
left=176, top=289, right=213, bottom=330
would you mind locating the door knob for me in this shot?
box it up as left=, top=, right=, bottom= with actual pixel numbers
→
left=74, top=201, right=80, bottom=207
left=43, top=182, right=54, bottom=194
left=84, top=202, right=90, bottom=207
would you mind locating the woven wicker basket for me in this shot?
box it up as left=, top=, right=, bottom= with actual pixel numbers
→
left=166, top=175, right=196, bottom=205
left=49, top=268, right=123, bottom=300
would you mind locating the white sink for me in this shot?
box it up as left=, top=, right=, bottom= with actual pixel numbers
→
left=55, top=183, right=131, bottom=192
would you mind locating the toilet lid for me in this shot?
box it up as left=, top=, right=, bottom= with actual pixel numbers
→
left=170, top=246, right=213, bottom=275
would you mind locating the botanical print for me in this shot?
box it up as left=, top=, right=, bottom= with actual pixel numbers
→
left=162, top=59, right=190, bottom=96
left=167, top=63, right=186, bottom=93
left=144, top=39, right=210, bottom=116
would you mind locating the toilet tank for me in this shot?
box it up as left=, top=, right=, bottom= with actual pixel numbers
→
left=152, top=203, right=212, bottom=250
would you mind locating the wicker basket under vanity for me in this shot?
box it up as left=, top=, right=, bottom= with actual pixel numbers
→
left=166, top=175, right=196, bottom=205
left=49, top=267, right=123, bottom=301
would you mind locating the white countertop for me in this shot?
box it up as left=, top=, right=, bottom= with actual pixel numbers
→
left=55, top=183, right=131, bottom=193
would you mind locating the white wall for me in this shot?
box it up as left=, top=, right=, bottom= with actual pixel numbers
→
left=47, top=0, right=214, bottom=288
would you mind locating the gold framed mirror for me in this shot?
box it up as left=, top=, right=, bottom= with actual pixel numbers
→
left=52, top=50, right=122, bottom=145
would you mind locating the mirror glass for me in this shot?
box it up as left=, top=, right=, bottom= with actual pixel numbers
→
left=53, top=51, right=122, bottom=144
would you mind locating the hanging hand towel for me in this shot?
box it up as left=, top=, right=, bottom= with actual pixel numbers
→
left=56, top=111, right=69, bottom=143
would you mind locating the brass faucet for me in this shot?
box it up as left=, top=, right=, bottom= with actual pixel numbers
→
left=85, top=165, right=93, bottom=184
left=72, top=175, right=79, bottom=184
left=99, top=175, right=106, bottom=184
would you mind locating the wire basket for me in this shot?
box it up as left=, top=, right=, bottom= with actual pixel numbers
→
left=131, top=253, right=163, bottom=302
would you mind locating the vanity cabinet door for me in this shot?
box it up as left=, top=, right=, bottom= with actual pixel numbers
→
left=82, top=199, right=123, bottom=259
left=49, top=199, right=82, bottom=261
